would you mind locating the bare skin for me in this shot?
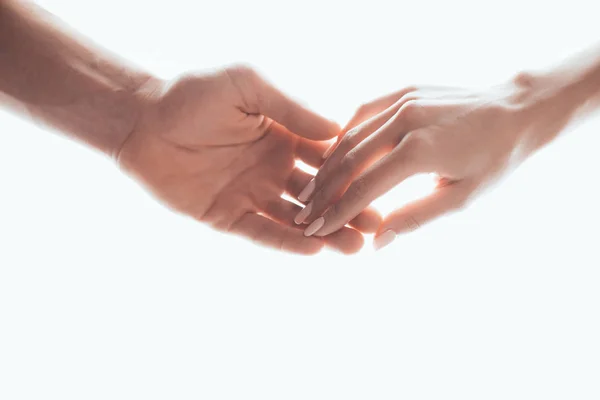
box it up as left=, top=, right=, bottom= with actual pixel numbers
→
left=296, top=45, right=600, bottom=249
left=0, top=0, right=381, bottom=255
left=118, top=67, right=381, bottom=254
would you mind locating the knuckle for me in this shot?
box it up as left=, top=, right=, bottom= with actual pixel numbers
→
left=345, top=126, right=361, bottom=139
left=315, top=167, right=353, bottom=204
left=348, top=177, right=370, bottom=201
left=398, top=85, right=419, bottom=95
left=337, top=131, right=359, bottom=154
left=355, top=103, right=372, bottom=117
left=404, top=216, right=421, bottom=232
left=401, top=132, right=426, bottom=155
left=394, top=132, right=432, bottom=169
left=340, top=150, right=358, bottom=171
left=391, top=87, right=419, bottom=107
left=513, top=71, right=536, bottom=89
left=397, top=100, right=425, bottom=126
left=397, top=94, right=420, bottom=106
left=322, top=202, right=340, bottom=225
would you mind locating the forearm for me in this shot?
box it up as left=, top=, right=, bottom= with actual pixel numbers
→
left=0, top=0, right=158, bottom=158
left=514, top=44, right=600, bottom=151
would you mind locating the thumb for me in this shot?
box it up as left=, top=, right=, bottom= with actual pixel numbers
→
left=373, top=184, right=471, bottom=250
left=226, top=65, right=339, bottom=140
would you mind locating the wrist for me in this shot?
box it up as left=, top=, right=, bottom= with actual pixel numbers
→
left=112, top=76, right=165, bottom=162
left=506, top=65, right=600, bottom=154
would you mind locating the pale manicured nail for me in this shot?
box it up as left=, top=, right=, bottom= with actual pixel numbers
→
left=374, top=230, right=396, bottom=251
left=294, top=202, right=313, bottom=225
left=322, top=141, right=337, bottom=159
left=298, top=179, right=315, bottom=202
left=304, top=217, right=325, bottom=237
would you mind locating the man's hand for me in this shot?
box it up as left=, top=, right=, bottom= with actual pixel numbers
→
left=118, top=66, right=381, bottom=254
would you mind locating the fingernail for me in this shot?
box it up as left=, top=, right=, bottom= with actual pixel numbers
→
left=298, top=179, right=315, bottom=202
left=322, top=141, right=336, bottom=159
left=294, top=202, right=313, bottom=225
left=304, top=217, right=325, bottom=237
left=374, top=230, right=396, bottom=251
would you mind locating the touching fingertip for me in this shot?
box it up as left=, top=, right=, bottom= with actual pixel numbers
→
left=373, top=230, right=396, bottom=251
left=304, top=217, right=325, bottom=237
left=294, top=201, right=313, bottom=224
left=297, top=180, right=315, bottom=203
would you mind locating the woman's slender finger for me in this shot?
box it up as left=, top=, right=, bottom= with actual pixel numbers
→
left=320, top=88, right=419, bottom=162
left=287, top=168, right=381, bottom=233
left=295, top=101, right=424, bottom=228
left=312, top=104, right=401, bottom=193
left=341, top=87, right=417, bottom=132
left=304, top=131, right=429, bottom=237
left=262, top=198, right=364, bottom=254
left=320, top=85, right=468, bottom=159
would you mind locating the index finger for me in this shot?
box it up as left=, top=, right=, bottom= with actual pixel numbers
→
left=304, top=134, right=426, bottom=237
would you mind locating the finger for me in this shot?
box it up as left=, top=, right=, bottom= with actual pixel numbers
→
left=266, top=121, right=330, bottom=169
left=293, top=97, right=451, bottom=171
left=297, top=111, right=391, bottom=203
left=342, top=87, right=417, bottom=131
left=373, top=183, right=471, bottom=250
left=318, top=104, right=400, bottom=179
left=226, top=65, right=339, bottom=140
left=286, top=168, right=382, bottom=232
left=296, top=103, right=422, bottom=229
left=305, top=98, right=425, bottom=207
left=322, top=88, right=418, bottom=160
left=327, top=85, right=474, bottom=153
left=309, top=99, right=423, bottom=201
left=296, top=123, right=396, bottom=228
left=321, top=227, right=365, bottom=255
left=262, top=199, right=364, bottom=254
left=286, top=168, right=316, bottom=198
left=287, top=168, right=382, bottom=233
left=302, top=99, right=464, bottom=223
left=295, top=137, right=330, bottom=169
left=347, top=207, right=382, bottom=233
left=339, top=84, right=469, bottom=134
left=305, top=133, right=428, bottom=237
left=228, top=212, right=324, bottom=255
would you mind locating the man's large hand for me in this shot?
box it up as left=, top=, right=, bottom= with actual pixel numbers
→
left=117, top=66, right=381, bottom=254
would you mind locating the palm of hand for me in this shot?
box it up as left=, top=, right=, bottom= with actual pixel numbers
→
left=118, top=68, right=374, bottom=254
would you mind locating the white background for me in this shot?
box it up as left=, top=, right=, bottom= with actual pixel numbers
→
left=1, top=0, right=600, bottom=398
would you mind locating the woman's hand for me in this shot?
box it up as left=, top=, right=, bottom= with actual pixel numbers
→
left=295, top=72, right=592, bottom=249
